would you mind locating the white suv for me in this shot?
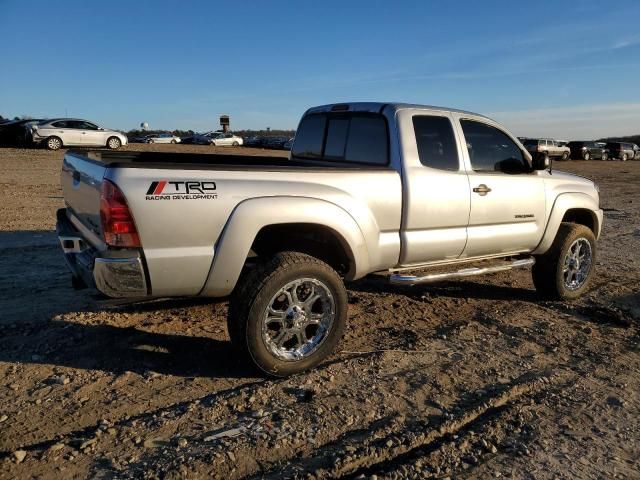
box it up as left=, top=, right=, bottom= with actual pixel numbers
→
left=32, top=119, right=128, bottom=150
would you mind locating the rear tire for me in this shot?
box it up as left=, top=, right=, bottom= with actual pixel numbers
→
left=583, top=152, right=590, bottom=161
left=532, top=222, right=596, bottom=300
left=622, top=153, right=628, bottom=161
left=602, top=152, right=608, bottom=161
left=171, top=139, right=177, bottom=144
left=106, top=137, right=121, bottom=149
left=232, top=141, right=239, bottom=146
left=227, top=252, right=347, bottom=377
left=561, top=151, right=569, bottom=161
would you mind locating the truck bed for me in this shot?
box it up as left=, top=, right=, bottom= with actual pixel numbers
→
left=70, top=149, right=391, bottom=170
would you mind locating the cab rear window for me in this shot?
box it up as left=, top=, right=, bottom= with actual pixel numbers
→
left=292, top=113, right=389, bottom=165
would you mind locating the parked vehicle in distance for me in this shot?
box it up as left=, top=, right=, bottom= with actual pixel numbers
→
left=263, top=136, right=289, bottom=149
left=243, top=136, right=264, bottom=147
left=130, top=134, right=151, bottom=143
left=145, top=133, right=181, bottom=144
left=633, top=144, right=640, bottom=159
left=210, top=132, right=243, bottom=147
left=567, top=141, right=608, bottom=161
left=605, top=141, right=635, bottom=161
left=181, top=131, right=232, bottom=146
left=523, top=138, right=571, bottom=161
left=0, top=118, right=44, bottom=146
left=56, top=102, right=602, bottom=376
left=32, top=119, right=128, bottom=150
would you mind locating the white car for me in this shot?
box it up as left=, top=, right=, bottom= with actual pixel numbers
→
left=145, top=133, right=181, bottom=144
left=210, top=132, right=243, bottom=146
left=32, top=118, right=128, bottom=150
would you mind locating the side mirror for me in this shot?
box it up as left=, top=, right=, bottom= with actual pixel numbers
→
left=532, top=153, right=550, bottom=170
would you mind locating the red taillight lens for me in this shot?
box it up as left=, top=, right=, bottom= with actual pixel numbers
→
left=100, top=180, right=141, bottom=247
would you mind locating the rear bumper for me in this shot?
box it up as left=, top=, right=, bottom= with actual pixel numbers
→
left=56, top=209, right=148, bottom=298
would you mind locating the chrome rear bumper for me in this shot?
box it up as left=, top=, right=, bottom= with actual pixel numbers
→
left=56, top=208, right=148, bottom=298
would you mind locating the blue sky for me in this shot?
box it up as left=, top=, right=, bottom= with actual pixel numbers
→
left=1, top=0, right=639, bottom=138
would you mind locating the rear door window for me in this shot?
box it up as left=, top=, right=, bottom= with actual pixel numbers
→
left=412, top=115, right=459, bottom=170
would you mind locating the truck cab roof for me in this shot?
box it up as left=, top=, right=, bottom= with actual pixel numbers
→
left=304, top=102, right=492, bottom=120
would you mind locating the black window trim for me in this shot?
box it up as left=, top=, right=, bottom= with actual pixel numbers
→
left=292, top=112, right=391, bottom=167
left=411, top=113, right=461, bottom=171
left=459, top=117, right=533, bottom=175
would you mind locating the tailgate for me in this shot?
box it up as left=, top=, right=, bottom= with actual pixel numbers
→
left=61, top=151, right=106, bottom=237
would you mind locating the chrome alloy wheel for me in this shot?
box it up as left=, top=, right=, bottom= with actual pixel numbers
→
left=108, top=137, right=121, bottom=149
left=262, top=278, right=335, bottom=361
left=48, top=137, right=61, bottom=150
left=563, top=238, right=592, bottom=290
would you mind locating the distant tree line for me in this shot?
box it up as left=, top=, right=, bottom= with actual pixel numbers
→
left=597, top=134, right=640, bottom=144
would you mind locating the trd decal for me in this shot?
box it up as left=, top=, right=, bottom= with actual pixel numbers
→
left=145, top=181, right=218, bottom=200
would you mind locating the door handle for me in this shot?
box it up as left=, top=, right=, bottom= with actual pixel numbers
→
left=473, top=184, right=492, bottom=196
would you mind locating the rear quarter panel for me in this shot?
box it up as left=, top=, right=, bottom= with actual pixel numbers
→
left=107, top=166, right=402, bottom=297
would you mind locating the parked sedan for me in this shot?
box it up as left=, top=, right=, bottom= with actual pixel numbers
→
left=210, top=132, right=243, bottom=146
left=32, top=119, right=128, bottom=150
left=567, top=141, right=608, bottom=161
left=145, top=133, right=181, bottom=144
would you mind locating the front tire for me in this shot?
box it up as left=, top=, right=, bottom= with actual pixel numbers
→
left=622, top=153, right=628, bottom=161
left=561, top=151, right=569, bottom=161
left=106, top=137, right=121, bottom=149
left=602, top=152, right=608, bottom=161
left=45, top=136, right=62, bottom=150
left=232, top=141, right=239, bottom=146
left=228, top=252, right=347, bottom=377
left=583, top=152, right=591, bottom=161
left=532, top=223, right=596, bottom=300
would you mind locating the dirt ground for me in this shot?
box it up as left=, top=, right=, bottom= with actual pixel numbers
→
left=0, top=144, right=638, bottom=480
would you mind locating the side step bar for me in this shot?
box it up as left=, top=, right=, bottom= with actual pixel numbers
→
left=389, top=257, right=535, bottom=286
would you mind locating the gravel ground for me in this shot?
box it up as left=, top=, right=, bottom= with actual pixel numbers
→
left=0, top=145, right=638, bottom=479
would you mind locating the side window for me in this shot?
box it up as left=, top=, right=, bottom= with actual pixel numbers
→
left=344, top=116, right=388, bottom=165
left=412, top=115, right=459, bottom=170
left=460, top=119, right=529, bottom=174
left=52, top=121, right=68, bottom=128
left=292, top=114, right=326, bottom=158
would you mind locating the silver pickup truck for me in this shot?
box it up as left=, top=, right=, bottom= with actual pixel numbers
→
left=57, top=102, right=603, bottom=376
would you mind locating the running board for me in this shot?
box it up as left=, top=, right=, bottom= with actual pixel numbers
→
left=389, top=257, right=535, bottom=286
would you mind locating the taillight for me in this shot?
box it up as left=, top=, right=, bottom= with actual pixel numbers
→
left=100, top=180, right=141, bottom=247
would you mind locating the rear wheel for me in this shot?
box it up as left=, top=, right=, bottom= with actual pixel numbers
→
left=622, top=153, right=628, bottom=161
left=228, top=252, right=347, bottom=377
left=232, top=141, right=239, bottom=146
left=45, top=136, right=62, bottom=150
left=170, top=139, right=177, bottom=144
left=532, top=222, right=596, bottom=300
left=106, top=137, right=121, bottom=149
left=561, top=151, right=569, bottom=161
left=147, top=139, right=154, bottom=144
left=583, top=152, right=591, bottom=161
left=602, top=152, right=608, bottom=161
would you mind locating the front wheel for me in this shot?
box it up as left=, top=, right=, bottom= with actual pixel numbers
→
left=45, top=136, right=62, bottom=150
left=228, top=252, right=347, bottom=377
left=583, top=152, right=591, bottom=161
left=561, top=151, right=569, bottom=161
left=232, top=141, right=239, bottom=146
left=602, top=152, right=608, bottom=161
left=532, top=222, right=596, bottom=300
left=106, top=137, right=121, bottom=149
left=622, top=153, right=628, bottom=161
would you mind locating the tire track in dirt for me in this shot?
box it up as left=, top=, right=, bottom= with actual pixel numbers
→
left=254, top=370, right=556, bottom=479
